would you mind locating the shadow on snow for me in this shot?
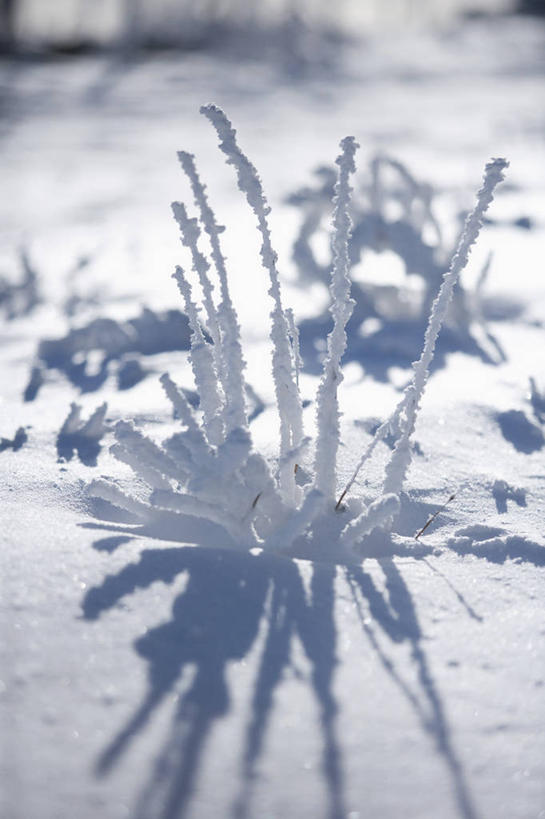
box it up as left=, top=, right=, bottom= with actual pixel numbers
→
left=81, top=513, right=490, bottom=819
left=297, top=303, right=506, bottom=384
left=83, top=546, right=346, bottom=819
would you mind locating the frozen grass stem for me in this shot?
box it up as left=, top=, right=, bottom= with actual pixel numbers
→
left=89, top=108, right=507, bottom=558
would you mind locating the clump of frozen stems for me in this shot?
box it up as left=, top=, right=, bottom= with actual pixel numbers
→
left=89, top=106, right=507, bottom=558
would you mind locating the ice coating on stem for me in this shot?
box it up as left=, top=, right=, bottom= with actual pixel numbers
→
left=171, top=200, right=222, bottom=353
left=172, top=266, right=224, bottom=445
left=160, top=372, right=212, bottom=467
left=340, top=494, right=400, bottom=551
left=285, top=307, right=302, bottom=389
left=263, top=489, right=325, bottom=554
left=313, top=136, right=359, bottom=500
left=150, top=488, right=259, bottom=548
left=113, top=421, right=183, bottom=483
left=177, top=150, right=248, bottom=434
left=382, top=157, right=508, bottom=499
left=88, top=479, right=150, bottom=520
left=201, top=103, right=303, bottom=503
left=338, top=158, right=508, bottom=511
left=110, top=442, right=173, bottom=491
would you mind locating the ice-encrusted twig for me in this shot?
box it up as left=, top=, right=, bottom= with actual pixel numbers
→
left=177, top=150, right=248, bottom=434
left=172, top=266, right=224, bottom=445
left=263, top=489, right=325, bottom=554
left=171, top=201, right=221, bottom=351
left=201, top=103, right=304, bottom=503
left=171, top=201, right=224, bottom=406
left=113, top=421, right=184, bottom=484
left=337, top=158, right=508, bottom=510
left=150, top=488, right=259, bottom=548
left=160, top=372, right=212, bottom=467
left=110, top=442, right=173, bottom=491
left=382, top=158, right=508, bottom=499
left=339, top=494, right=400, bottom=551
left=313, top=136, right=359, bottom=500
left=285, top=307, right=302, bottom=389
left=88, top=478, right=150, bottom=519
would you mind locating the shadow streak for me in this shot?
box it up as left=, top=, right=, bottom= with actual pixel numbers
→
left=421, top=558, right=483, bottom=622
left=496, top=410, right=544, bottom=454
left=448, top=534, right=545, bottom=567
left=345, top=559, right=480, bottom=819
left=83, top=546, right=346, bottom=819
left=232, top=559, right=345, bottom=819
left=297, top=294, right=505, bottom=384
left=0, top=426, right=27, bottom=452
left=26, top=308, right=190, bottom=400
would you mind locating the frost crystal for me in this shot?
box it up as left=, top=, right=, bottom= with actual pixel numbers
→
left=382, top=158, right=509, bottom=503
left=338, top=158, right=508, bottom=516
left=88, top=108, right=507, bottom=559
left=201, top=104, right=304, bottom=504
left=313, top=136, right=359, bottom=500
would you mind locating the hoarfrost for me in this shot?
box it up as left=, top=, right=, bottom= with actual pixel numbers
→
left=338, top=158, right=508, bottom=515
left=201, top=104, right=304, bottom=503
left=382, top=158, right=509, bottom=502
left=313, top=136, right=359, bottom=500
left=88, top=108, right=506, bottom=559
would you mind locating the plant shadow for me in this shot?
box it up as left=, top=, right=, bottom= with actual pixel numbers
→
left=298, top=303, right=505, bottom=383
left=345, top=559, right=479, bottom=819
left=81, top=515, right=486, bottom=819
left=83, top=545, right=346, bottom=819
left=24, top=308, right=190, bottom=400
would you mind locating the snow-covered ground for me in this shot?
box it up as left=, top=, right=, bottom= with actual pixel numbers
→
left=1, top=12, right=545, bottom=819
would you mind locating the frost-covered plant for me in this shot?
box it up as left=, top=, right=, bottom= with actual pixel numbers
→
left=89, top=106, right=507, bottom=559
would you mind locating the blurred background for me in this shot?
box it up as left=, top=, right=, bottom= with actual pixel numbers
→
left=0, top=0, right=544, bottom=359
left=0, top=0, right=541, bottom=54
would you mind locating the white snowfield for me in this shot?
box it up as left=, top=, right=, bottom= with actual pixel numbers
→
left=1, top=13, right=545, bottom=819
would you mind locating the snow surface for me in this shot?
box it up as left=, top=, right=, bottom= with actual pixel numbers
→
left=1, top=13, right=545, bottom=819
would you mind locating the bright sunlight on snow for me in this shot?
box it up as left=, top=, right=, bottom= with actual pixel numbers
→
left=1, top=2, right=544, bottom=819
